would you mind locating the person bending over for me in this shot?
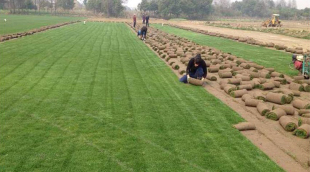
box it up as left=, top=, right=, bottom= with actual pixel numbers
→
left=137, top=26, right=147, bottom=40
left=179, top=54, right=207, bottom=83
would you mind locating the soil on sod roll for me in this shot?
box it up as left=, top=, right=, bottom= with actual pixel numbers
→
left=298, top=117, right=310, bottom=126
left=273, top=105, right=295, bottom=115
left=233, top=122, right=256, bottom=131
left=245, top=99, right=263, bottom=107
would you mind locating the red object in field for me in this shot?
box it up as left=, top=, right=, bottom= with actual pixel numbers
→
left=294, top=60, right=303, bottom=70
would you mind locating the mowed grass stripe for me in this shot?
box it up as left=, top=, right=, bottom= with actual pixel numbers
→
left=0, top=24, right=80, bottom=67
left=0, top=24, right=100, bottom=113
left=152, top=24, right=298, bottom=76
left=0, top=23, right=283, bottom=171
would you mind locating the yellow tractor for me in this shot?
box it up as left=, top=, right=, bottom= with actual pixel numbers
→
left=262, top=14, right=282, bottom=27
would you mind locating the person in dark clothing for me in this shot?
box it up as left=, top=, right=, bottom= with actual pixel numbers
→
left=142, top=14, right=146, bottom=24
left=179, top=54, right=207, bottom=83
left=145, top=15, right=150, bottom=27
left=137, top=26, right=148, bottom=40
left=133, top=14, right=137, bottom=28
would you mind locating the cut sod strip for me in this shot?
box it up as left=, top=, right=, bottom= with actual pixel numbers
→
left=0, top=22, right=283, bottom=171
left=152, top=24, right=298, bottom=76
left=0, top=15, right=84, bottom=36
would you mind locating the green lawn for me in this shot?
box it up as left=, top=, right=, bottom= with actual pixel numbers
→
left=0, top=15, right=84, bottom=36
left=0, top=22, right=283, bottom=171
left=152, top=24, right=298, bottom=76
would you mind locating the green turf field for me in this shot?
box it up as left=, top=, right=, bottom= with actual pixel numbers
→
left=0, top=15, right=83, bottom=36
left=152, top=24, right=298, bottom=76
left=0, top=22, right=283, bottom=171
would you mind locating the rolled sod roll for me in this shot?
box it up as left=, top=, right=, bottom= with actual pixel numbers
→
left=272, top=81, right=281, bottom=88
left=273, top=105, right=295, bottom=115
left=259, top=72, right=271, bottom=79
left=293, top=76, right=305, bottom=81
left=208, top=66, right=219, bottom=73
left=292, top=99, right=310, bottom=109
left=266, top=92, right=287, bottom=105
left=240, top=81, right=254, bottom=87
left=230, top=89, right=247, bottom=98
left=224, top=85, right=237, bottom=94
left=242, top=94, right=253, bottom=101
left=220, top=81, right=228, bottom=90
left=254, top=92, right=266, bottom=101
left=302, top=113, right=310, bottom=118
left=271, top=72, right=284, bottom=78
left=219, top=72, right=233, bottom=78
left=169, top=54, right=177, bottom=58
left=302, top=80, right=310, bottom=84
left=279, top=116, right=297, bottom=132
left=302, top=83, right=310, bottom=92
left=188, top=78, right=204, bottom=86
left=178, top=67, right=186, bottom=75
left=266, top=108, right=287, bottom=121
left=273, top=77, right=287, bottom=84
left=250, top=72, right=260, bottom=78
left=265, top=68, right=275, bottom=72
left=206, top=74, right=217, bottom=81
left=233, top=122, right=256, bottom=131
left=257, top=103, right=270, bottom=116
left=298, top=117, right=310, bottom=126
left=261, top=82, right=275, bottom=90
left=238, top=84, right=253, bottom=90
left=291, top=90, right=301, bottom=96
left=259, top=78, right=267, bottom=84
left=240, top=63, right=251, bottom=69
left=232, top=66, right=243, bottom=71
left=172, top=63, right=180, bottom=70
left=245, top=99, right=262, bottom=107
left=240, top=76, right=251, bottom=81
left=289, top=83, right=304, bottom=91
left=298, top=109, right=310, bottom=116
left=293, top=124, right=310, bottom=139
left=228, top=78, right=242, bottom=85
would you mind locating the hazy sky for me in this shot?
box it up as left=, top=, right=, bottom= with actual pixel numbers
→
left=123, top=0, right=310, bottom=9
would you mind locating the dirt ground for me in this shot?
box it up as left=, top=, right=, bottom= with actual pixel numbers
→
left=168, top=20, right=310, bottom=51
left=96, top=18, right=310, bottom=172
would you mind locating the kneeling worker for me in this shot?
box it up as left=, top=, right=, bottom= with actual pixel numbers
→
left=137, top=26, right=148, bottom=40
left=179, top=54, right=207, bottom=83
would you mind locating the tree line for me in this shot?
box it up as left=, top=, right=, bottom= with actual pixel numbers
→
left=138, top=0, right=309, bottom=20
left=0, top=0, right=75, bottom=14
left=85, top=0, right=124, bottom=17
left=212, top=0, right=309, bottom=20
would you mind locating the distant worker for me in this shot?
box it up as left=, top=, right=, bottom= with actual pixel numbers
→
left=133, top=14, right=137, bottom=28
left=142, top=14, right=146, bottom=24
left=137, top=26, right=148, bottom=41
left=146, top=15, right=150, bottom=27
left=179, top=54, right=207, bottom=83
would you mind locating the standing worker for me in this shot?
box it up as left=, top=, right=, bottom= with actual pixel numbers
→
left=142, top=14, right=146, bottom=24
left=133, top=14, right=137, bottom=28
left=145, top=15, right=150, bottom=27
left=179, top=54, right=207, bottom=83
left=137, top=26, right=148, bottom=41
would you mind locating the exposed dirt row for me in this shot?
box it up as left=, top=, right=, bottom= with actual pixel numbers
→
left=168, top=21, right=310, bottom=52
left=125, top=22, right=310, bottom=172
